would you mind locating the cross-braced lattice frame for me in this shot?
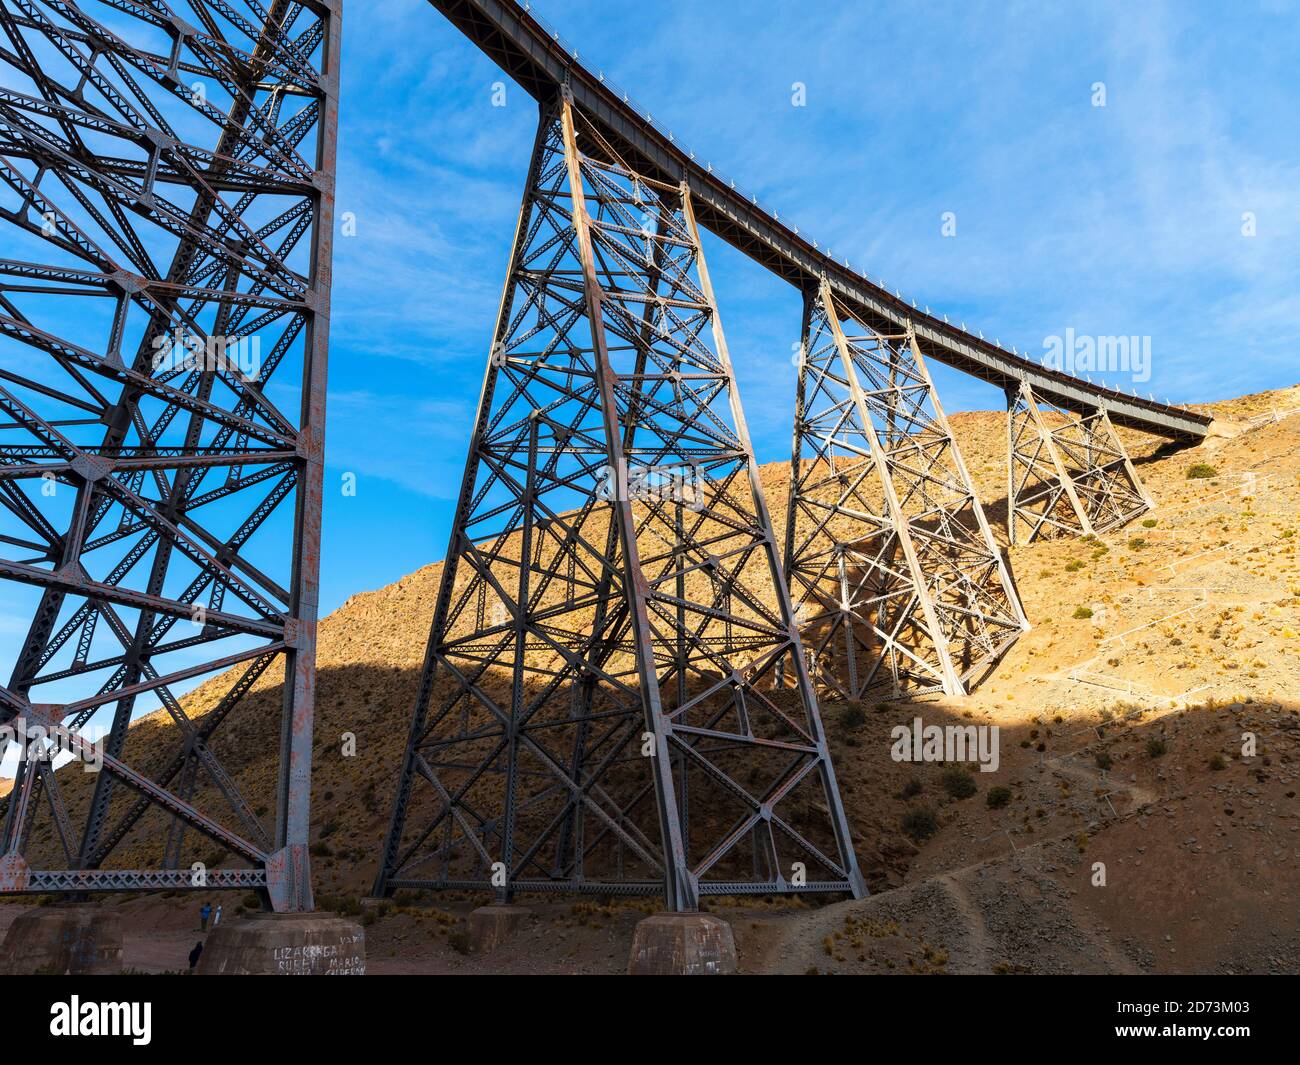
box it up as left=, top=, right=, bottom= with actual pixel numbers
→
left=0, top=0, right=339, bottom=911
left=373, top=100, right=864, bottom=911
left=783, top=279, right=1028, bottom=700
left=1007, top=381, right=1153, bottom=545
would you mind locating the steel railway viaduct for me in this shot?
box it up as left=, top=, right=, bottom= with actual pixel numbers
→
left=0, top=0, right=1212, bottom=972
left=436, top=0, right=1209, bottom=443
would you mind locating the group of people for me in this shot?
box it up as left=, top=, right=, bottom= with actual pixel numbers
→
left=188, top=901, right=224, bottom=972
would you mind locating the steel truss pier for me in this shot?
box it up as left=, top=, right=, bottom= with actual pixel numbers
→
left=373, top=100, right=864, bottom=911
left=0, top=0, right=340, bottom=911
left=784, top=280, right=1028, bottom=701
left=1007, top=381, right=1154, bottom=545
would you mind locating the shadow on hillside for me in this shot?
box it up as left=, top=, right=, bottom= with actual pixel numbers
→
left=15, top=652, right=1293, bottom=936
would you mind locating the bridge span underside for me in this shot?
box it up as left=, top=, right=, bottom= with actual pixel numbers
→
left=428, top=0, right=1211, bottom=443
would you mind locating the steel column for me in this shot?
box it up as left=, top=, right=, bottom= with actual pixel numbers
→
left=0, top=0, right=340, bottom=911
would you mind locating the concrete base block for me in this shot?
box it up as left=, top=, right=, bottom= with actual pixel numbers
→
left=628, top=912, right=737, bottom=975
left=196, top=912, right=365, bottom=975
left=0, top=904, right=123, bottom=975
left=469, top=904, right=530, bottom=953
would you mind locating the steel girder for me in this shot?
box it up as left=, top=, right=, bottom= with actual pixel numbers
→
left=1007, top=381, right=1154, bottom=545
left=783, top=280, right=1029, bottom=700
left=0, top=0, right=339, bottom=912
left=424, top=0, right=1211, bottom=442
left=373, top=101, right=864, bottom=911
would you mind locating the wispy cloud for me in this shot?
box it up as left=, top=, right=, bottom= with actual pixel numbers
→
left=326, top=388, right=475, bottom=499
left=303, top=0, right=1300, bottom=608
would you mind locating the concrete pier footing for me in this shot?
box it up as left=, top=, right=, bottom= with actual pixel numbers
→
left=468, top=904, right=531, bottom=953
left=0, top=904, right=123, bottom=975
left=627, top=912, right=737, bottom=975
left=196, top=912, right=365, bottom=975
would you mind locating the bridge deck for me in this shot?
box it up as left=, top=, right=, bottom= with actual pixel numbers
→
left=428, top=0, right=1212, bottom=442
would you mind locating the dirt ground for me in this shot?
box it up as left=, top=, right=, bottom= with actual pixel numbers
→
left=3, top=385, right=1298, bottom=975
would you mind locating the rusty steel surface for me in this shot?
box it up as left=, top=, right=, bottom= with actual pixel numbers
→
left=0, top=0, right=339, bottom=911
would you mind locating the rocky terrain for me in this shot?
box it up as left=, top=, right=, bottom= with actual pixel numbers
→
left=3, top=384, right=1297, bottom=974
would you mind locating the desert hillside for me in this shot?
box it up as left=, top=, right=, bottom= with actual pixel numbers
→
left=5, top=384, right=1298, bottom=974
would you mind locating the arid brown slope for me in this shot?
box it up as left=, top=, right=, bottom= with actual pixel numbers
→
left=8, top=385, right=1299, bottom=973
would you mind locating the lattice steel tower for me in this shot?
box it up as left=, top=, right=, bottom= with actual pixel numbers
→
left=374, top=99, right=864, bottom=910
left=0, top=0, right=339, bottom=910
left=783, top=281, right=1029, bottom=700
left=1006, top=381, right=1154, bottom=545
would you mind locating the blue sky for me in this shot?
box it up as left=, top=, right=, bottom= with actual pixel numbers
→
left=2, top=0, right=1297, bottom=777
left=291, top=0, right=1298, bottom=612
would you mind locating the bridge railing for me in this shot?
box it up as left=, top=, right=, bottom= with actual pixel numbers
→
left=519, top=3, right=1191, bottom=412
